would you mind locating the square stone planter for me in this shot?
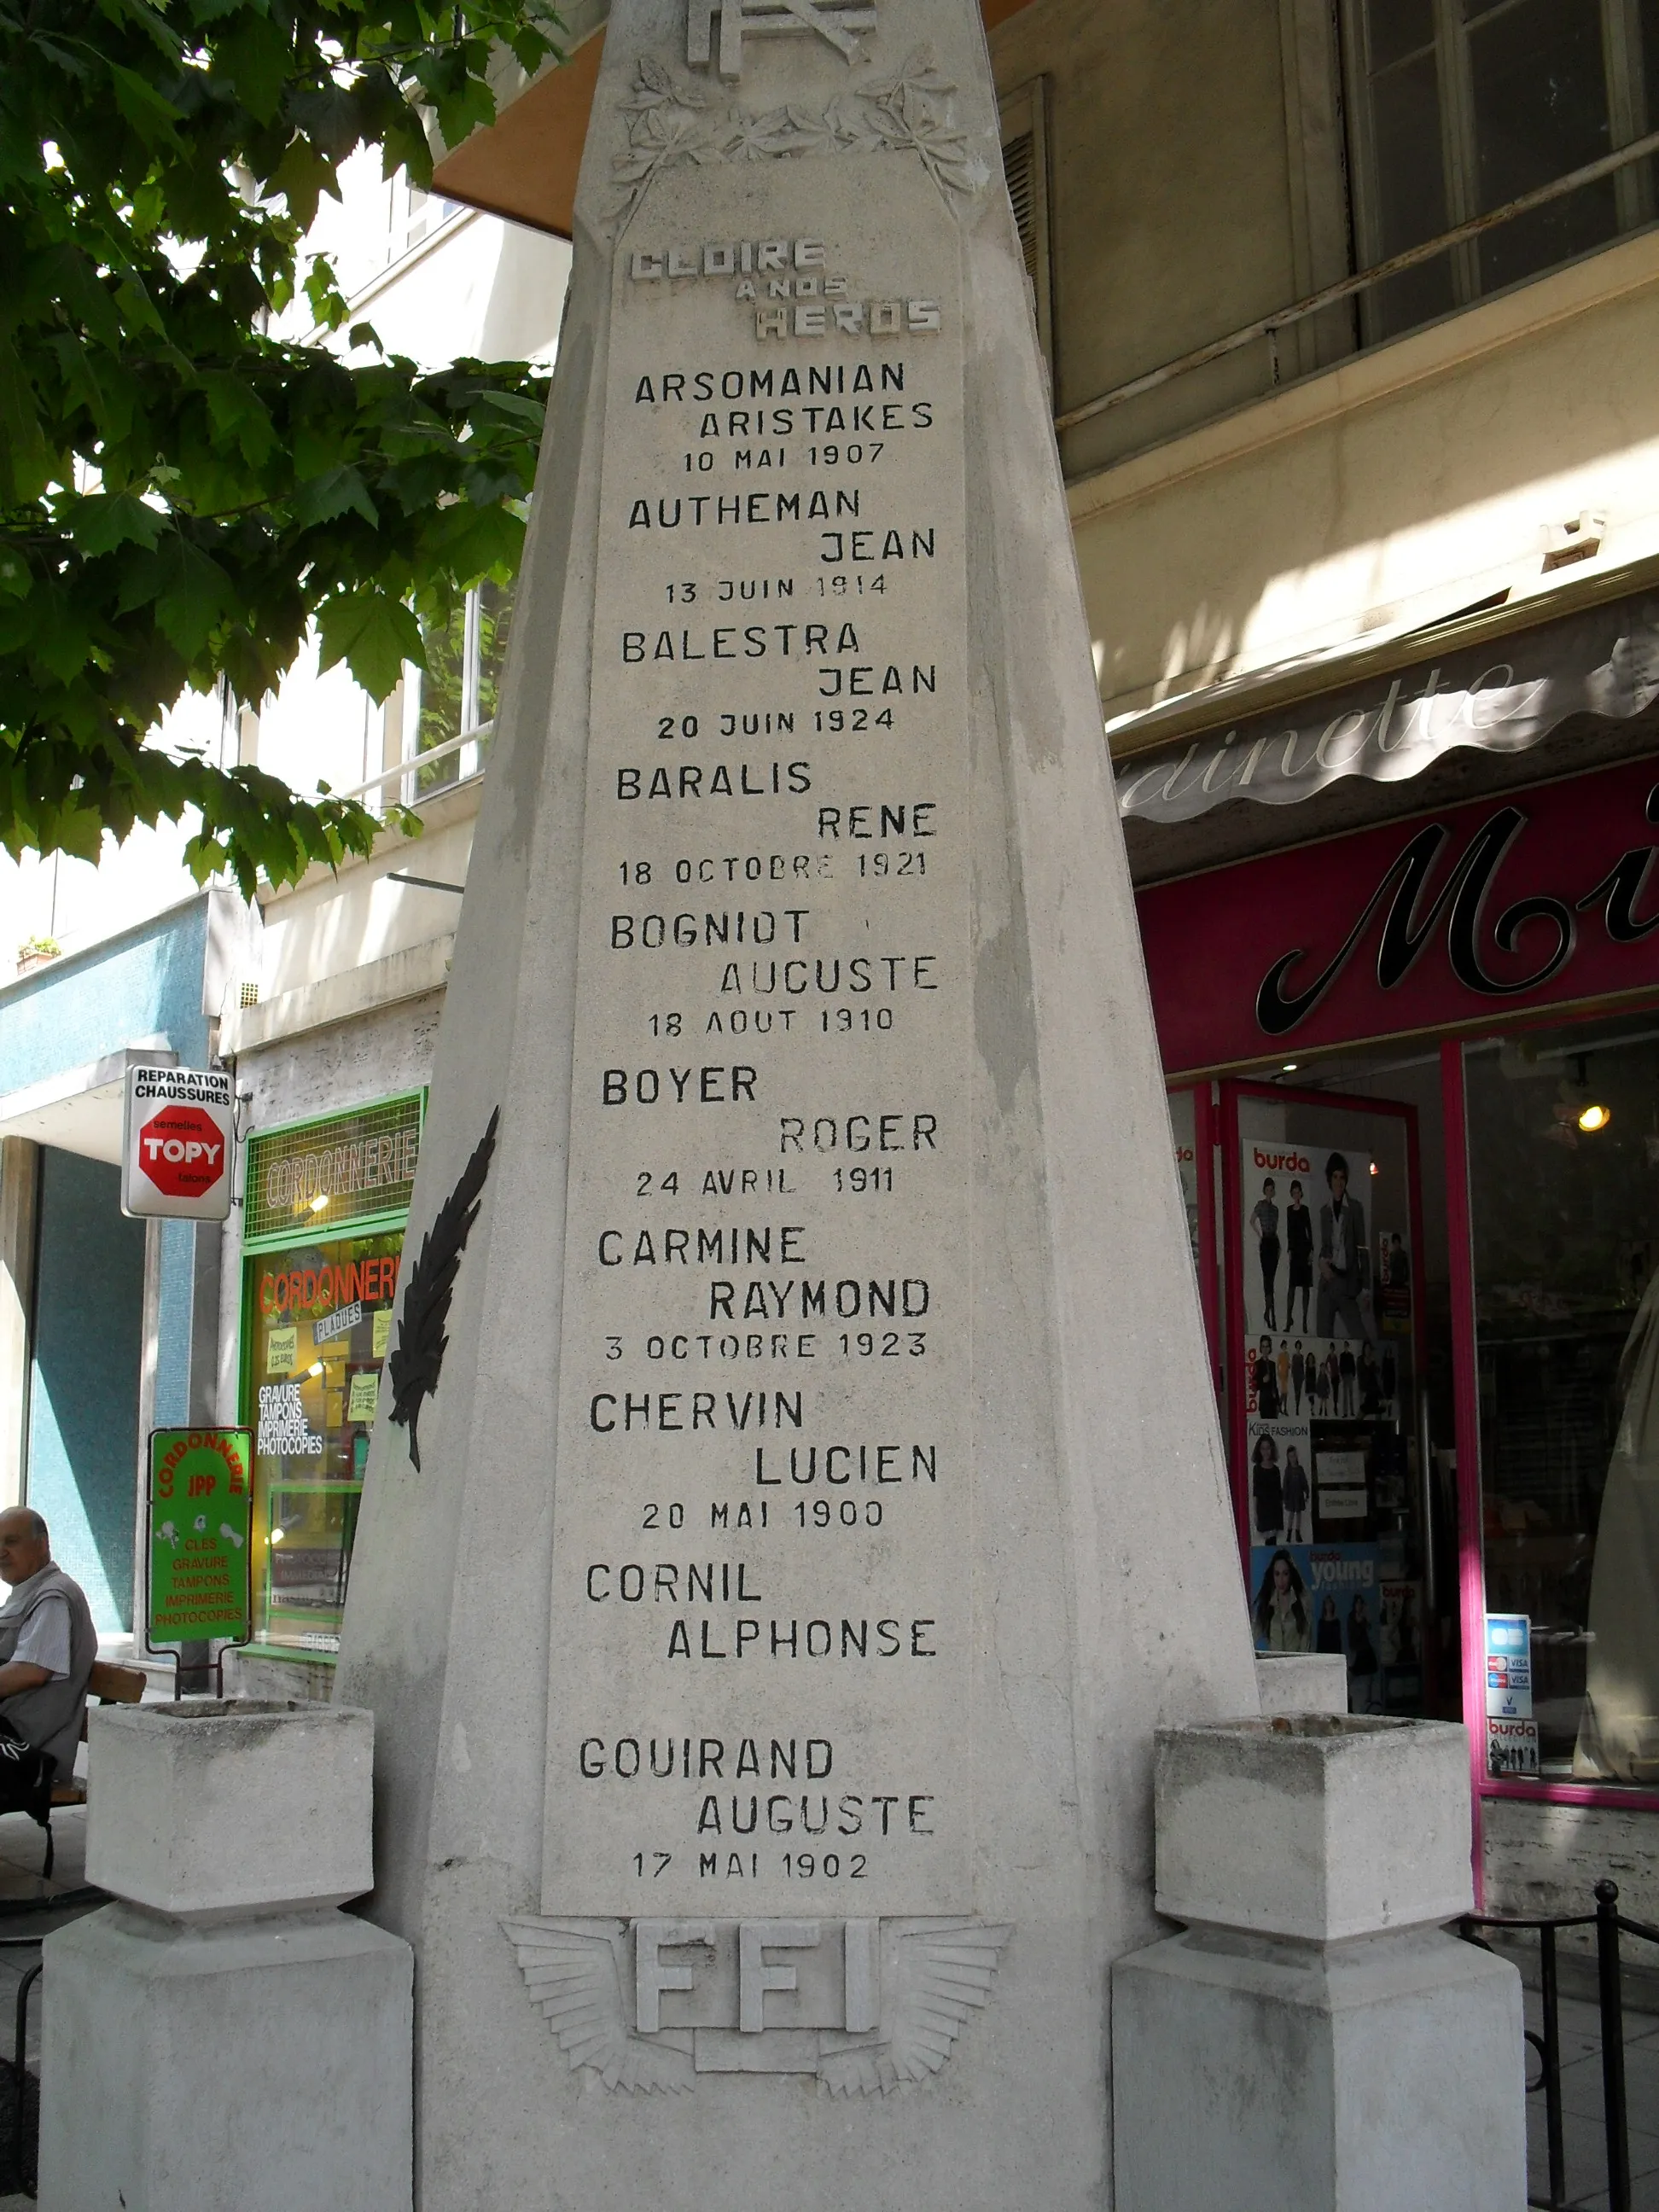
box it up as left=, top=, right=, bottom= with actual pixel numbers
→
left=85, top=1697, right=375, bottom=1919
left=1154, top=1714, right=1472, bottom=1941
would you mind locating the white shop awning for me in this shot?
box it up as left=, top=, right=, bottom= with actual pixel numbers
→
left=1115, top=574, right=1659, bottom=827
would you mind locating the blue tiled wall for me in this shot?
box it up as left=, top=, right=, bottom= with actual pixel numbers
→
left=27, top=1150, right=146, bottom=1633
left=0, top=895, right=209, bottom=1096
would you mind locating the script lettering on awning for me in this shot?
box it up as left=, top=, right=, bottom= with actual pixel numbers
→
left=1257, top=789, right=1659, bottom=1036
left=1116, top=593, right=1659, bottom=824
left=1132, top=754, right=1659, bottom=1076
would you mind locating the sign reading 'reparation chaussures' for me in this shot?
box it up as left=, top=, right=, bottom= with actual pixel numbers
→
left=121, top=1062, right=235, bottom=1221
left=148, top=1428, right=253, bottom=1644
left=542, top=149, right=971, bottom=1923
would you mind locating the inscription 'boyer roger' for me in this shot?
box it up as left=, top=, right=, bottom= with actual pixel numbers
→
left=540, top=148, right=973, bottom=1921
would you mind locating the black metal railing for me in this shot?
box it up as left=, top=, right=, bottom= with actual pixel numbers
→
left=1461, top=1878, right=1659, bottom=2212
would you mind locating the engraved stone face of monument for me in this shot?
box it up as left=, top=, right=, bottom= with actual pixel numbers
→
left=336, top=0, right=1260, bottom=2202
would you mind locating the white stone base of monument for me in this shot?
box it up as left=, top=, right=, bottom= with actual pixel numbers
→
left=1254, top=1651, right=1348, bottom=1717
left=38, top=1702, right=412, bottom=2212
left=1111, top=1717, right=1525, bottom=2212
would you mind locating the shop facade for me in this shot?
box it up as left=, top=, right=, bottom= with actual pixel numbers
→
left=1121, top=575, right=1659, bottom=1914
left=238, top=1091, right=423, bottom=1667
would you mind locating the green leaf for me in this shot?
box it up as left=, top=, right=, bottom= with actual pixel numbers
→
left=294, top=464, right=380, bottom=529
left=31, top=594, right=95, bottom=685
left=68, top=493, right=166, bottom=557
left=107, top=62, right=183, bottom=146
left=213, top=13, right=294, bottom=125
left=0, top=335, right=51, bottom=506
left=200, top=371, right=276, bottom=468
left=466, top=387, right=548, bottom=429
left=434, top=499, right=526, bottom=586
left=51, top=803, right=105, bottom=865
left=317, top=589, right=421, bottom=701
left=270, top=137, right=337, bottom=232
left=154, top=538, right=235, bottom=662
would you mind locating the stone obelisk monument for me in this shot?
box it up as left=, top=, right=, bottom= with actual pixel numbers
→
left=338, top=2, right=1258, bottom=2202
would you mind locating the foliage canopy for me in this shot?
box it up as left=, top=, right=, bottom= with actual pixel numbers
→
left=0, top=0, right=562, bottom=895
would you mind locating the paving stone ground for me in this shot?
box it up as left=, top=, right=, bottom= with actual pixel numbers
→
left=1526, top=1984, right=1659, bottom=2210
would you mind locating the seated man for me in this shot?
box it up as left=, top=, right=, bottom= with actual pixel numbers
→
left=0, top=1508, right=96, bottom=1819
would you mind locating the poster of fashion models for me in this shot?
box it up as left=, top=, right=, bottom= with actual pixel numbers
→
left=1376, top=1225, right=1413, bottom=1335
left=1248, top=1417, right=1313, bottom=1545
left=1249, top=1543, right=1382, bottom=1687
left=1240, top=1140, right=1375, bottom=1345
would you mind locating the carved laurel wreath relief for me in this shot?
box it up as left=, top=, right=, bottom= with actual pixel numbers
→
left=502, top=1917, right=1013, bottom=2093
left=609, top=48, right=992, bottom=226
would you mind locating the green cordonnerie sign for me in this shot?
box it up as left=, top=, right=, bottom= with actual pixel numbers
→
left=148, top=1429, right=253, bottom=1644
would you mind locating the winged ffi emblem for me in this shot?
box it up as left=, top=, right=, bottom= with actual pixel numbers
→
left=502, top=1919, right=696, bottom=2093
left=818, top=1920, right=1011, bottom=2094
left=501, top=1916, right=1011, bottom=2093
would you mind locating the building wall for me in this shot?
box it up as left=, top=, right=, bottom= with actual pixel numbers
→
left=1072, top=232, right=1659, bottom=723
left=1483, top=1794, right=1659, bottom=1955
left=989, top=0, right=1329, bottom=480
left=0, top=897, right=210, bottom=1099
left=26, top=1150, right=147, bottom=1633
left=253, top=795, right=478, bottom=1006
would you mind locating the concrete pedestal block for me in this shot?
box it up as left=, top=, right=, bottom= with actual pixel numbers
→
left=38, top=1905, right=411, bottom=2212
left=1113, top=1717, right=1525, bottom=2212
left=1115, top=1925, right=1523, bottom=2212
left=1155, top=1715, right=1472, bottom=1941
left=38, top=1699, right=410, bottom=2212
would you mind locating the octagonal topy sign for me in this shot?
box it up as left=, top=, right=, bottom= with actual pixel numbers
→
left=121, top=1063, right=236, bottom=1221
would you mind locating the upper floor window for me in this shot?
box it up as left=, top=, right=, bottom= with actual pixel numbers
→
left=398, top=575, right=518, bottom=800
left=1342, top=0, right=1659, bottom=341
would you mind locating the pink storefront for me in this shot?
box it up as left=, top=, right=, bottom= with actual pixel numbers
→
left=1122, top=584, right=1659, bottom=1894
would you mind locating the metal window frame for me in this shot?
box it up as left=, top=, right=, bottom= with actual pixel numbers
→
left=1341, top=0, right=1656, bottom=341
left=998, top=76, right=1054, bottom=377
left=391, top=586, right=496, bottom=806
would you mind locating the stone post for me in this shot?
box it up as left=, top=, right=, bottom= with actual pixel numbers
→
left=38, top=1700, right=412, bottom=2212
left=1113, top=1716, right=1525, bottom=2211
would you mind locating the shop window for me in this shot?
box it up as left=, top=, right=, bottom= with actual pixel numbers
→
left=244, top=1227, right=400, bottom=1652
left=1465, top=1017, right=1659, bottom=1789
left=1341, top=0, right=1659, bottom=343
left=241, top=1092, right=423, bottom=1660
left=999, top=79, right=1053, bottom=375
left=409, top=573, right=519, bottom=797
